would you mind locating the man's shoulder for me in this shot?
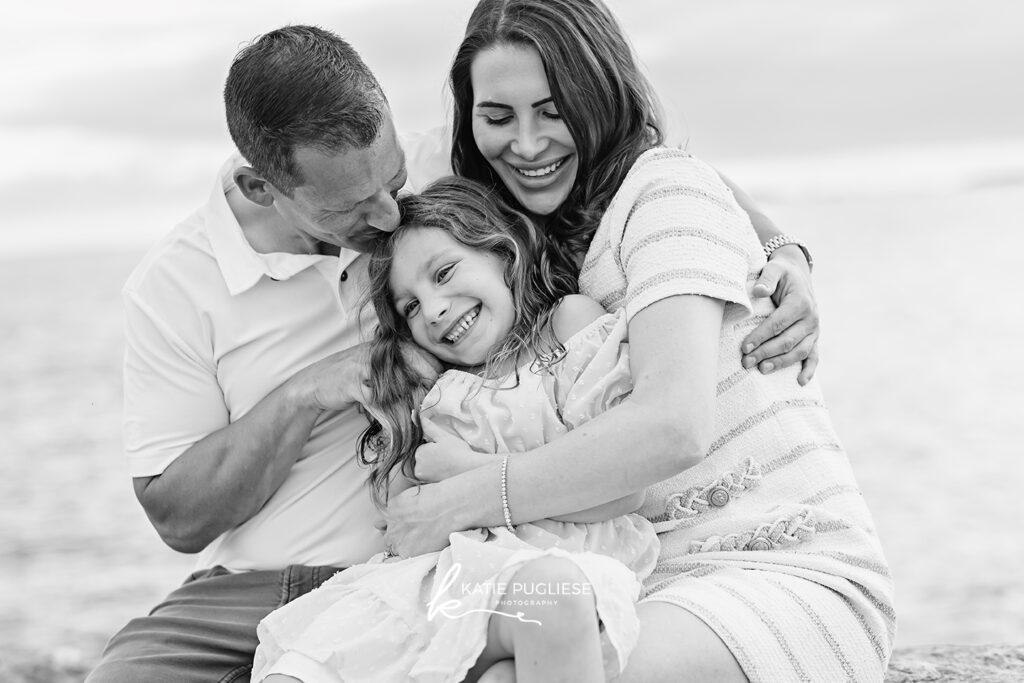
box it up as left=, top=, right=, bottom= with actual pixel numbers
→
left=125, top=153, right=243, bottom=294
left=124, top=211, right=218, bottom=300
left=399, top=126, right=453, bottom=192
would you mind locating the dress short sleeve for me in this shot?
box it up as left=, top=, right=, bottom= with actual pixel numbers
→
left=607, top=149, right=762, bottom=321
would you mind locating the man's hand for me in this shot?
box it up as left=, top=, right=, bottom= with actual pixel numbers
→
left=400, top=342, right=444, bottom=388
left=296, top=341, right=441, bottom=412
left=292, top=344, right=372, bottom=412
left=742, top=245, right=820, bottom=385
left=413, top=421, right=492, bottom=483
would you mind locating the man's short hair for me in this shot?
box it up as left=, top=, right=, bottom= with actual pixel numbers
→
left=224, top=25, right=388, bottom=196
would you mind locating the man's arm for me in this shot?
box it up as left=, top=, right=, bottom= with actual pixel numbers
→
left=122, top=282, right=379, bottom=554
left=719, top=172, right=820, bottom=385
left=132, top=347, right=368, bottom=554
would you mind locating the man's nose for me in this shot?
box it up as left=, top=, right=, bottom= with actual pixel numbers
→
left=366, top=191, right=401, bottom=233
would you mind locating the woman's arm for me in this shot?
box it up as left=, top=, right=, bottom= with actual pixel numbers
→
left=546, top=294, right=650, bottom=522
left=384, top=294, right=724, bottom=556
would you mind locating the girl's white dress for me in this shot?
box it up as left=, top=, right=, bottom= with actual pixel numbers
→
left=252, top=311, right=659, bottom=683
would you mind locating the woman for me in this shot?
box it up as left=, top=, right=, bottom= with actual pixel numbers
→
left=383, top=0, right=895, bottom=680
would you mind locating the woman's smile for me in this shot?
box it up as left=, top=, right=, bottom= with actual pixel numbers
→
left=509, top=155, right=570, bottom=179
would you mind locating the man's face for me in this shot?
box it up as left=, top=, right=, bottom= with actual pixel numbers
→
left=271, top=112, right=408, bottom=253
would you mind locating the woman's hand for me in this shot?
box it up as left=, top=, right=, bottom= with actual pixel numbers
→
left=742, top=245, right=820, bottom=385
left=414, top=420, right=494, bottom=483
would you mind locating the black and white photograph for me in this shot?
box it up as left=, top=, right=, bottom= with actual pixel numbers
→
left=2, top=1, right=1022, bottom=681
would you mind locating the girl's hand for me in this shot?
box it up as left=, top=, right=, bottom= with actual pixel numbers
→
left=414, top=421, right=494, bottom=483
left=742, top=246, right=820, bottom=385
left=382, top=481, right=460, bottom=557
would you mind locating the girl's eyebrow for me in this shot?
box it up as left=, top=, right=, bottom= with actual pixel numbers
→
left=390, top=251, right=444, bottom=307
left=476, top=96, right=554, bottom=109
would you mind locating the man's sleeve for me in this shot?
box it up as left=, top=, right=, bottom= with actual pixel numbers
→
left=400, top=126, right=453, bottom=192
left=122, top=287, right=229, bottom=477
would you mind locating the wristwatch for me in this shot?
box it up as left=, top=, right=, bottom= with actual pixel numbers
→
left=763, top=234, right=813, bottom=271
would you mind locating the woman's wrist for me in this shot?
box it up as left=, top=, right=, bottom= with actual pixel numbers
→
left=435, top=462, right=504, bottom=532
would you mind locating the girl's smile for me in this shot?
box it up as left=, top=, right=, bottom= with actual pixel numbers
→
left=441, top=304, right=481, bottom=344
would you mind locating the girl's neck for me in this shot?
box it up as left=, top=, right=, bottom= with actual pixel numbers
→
left=442, top=354, right=516, bottom=378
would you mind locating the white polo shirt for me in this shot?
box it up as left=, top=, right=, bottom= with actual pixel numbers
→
left=123, top=136, right=450, bottom=571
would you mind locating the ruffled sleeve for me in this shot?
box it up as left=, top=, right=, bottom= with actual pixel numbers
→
left=546, top=310, right=634, bottom=431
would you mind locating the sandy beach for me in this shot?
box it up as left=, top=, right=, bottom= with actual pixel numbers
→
left=2, top=0, right=1022, bottom=671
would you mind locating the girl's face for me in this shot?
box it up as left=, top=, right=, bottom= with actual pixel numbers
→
left=470, top=44, right=578, bottom=217
left=389, top=227, right=516, bottom=368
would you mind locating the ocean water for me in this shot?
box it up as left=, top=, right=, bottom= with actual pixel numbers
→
left=3, top=0, right=1023, bottom=257
left=2, top=0, right=1023, bottom=668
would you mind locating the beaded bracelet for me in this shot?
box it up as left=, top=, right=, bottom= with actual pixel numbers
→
left=763, top=234, right=814, bottom=272
left=500, top=455, right=515, bottom=533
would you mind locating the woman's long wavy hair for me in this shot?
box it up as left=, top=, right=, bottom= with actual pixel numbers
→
left=357, top=176, right=578, bottom=508
left=450, top=0, right=665, bottom=263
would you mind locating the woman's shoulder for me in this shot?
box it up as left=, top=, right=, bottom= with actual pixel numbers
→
left=621, top=146, right=724, bottom=195
left=599, top=146, right=742, bottom=239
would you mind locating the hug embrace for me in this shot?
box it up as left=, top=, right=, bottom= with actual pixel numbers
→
left=90, top=1, right=895, bottom=682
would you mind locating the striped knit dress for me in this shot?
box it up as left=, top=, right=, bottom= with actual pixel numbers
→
left=578, top=148, right=895, bottom=682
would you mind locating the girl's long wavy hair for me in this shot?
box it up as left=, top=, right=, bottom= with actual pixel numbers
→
left=357, top=176, right=577, bottom=508
left=450, top=0, right=665, bottom=263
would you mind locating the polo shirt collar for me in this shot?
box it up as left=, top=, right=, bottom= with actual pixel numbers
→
left=204, top=154, right=362, bottom=296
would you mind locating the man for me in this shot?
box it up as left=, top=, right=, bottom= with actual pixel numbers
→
left=89, top=24, right=816, bottom=682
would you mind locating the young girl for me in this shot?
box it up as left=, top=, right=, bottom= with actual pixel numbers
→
left=252, top=176, right=660, bottom=683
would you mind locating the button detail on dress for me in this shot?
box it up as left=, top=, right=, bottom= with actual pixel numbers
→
left=745, top=537, right=773, bottom=552
left=340, top=270, right=348, bottom=282
left=662, top=458, right=761, bottom=523
left=708, top=486, right=730, bottom=508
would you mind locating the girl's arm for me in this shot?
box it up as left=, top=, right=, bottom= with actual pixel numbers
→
left=547, top=490, right=647, bottom=523
left=384, top=294, right=724, bottom=555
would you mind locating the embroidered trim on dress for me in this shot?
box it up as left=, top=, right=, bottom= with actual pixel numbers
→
left=686, top=508, right=817, bottom=554
left=663, top=457, right=762, bottom=522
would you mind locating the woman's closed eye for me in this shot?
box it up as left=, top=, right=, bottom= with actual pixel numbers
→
left=482, top=114, right=512, bottom=126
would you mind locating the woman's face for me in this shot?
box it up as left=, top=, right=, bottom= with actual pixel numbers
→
left=470, top=44, right=578, bottom=217
left=388, top=226, right=515, bottom=368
